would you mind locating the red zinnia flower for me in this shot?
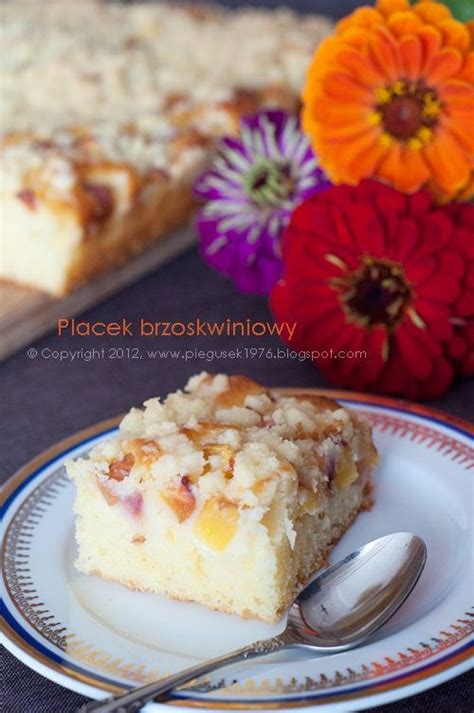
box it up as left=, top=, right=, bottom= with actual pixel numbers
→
left=444, top=201, right=474, bottom=377
left=270, top=179, right=474, bottom=399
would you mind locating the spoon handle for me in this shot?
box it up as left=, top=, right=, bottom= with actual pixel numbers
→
left=78, top=636, right=286, bottom=713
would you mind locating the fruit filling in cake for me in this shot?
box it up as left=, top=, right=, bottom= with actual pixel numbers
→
left=67, top=373, right=379, bottom=622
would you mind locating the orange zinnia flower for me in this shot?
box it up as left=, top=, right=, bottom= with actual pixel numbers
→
left=302, top=0, right=474, bottom=201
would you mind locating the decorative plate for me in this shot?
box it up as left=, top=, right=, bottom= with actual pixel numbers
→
left=1, top=390, right=473, bottom=712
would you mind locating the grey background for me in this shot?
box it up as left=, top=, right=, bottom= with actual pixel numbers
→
left=1, top=1, right=472, bottom=711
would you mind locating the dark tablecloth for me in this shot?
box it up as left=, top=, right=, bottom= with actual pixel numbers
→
left=1, top=1, right=473, bottom=711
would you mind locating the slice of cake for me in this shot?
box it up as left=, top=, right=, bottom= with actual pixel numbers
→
left=67, top=374, right=379, bottom=622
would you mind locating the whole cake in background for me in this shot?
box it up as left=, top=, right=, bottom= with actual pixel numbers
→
left=67, top=373, right=379, bottom=622
left=0, top=1, right=332, bottom=295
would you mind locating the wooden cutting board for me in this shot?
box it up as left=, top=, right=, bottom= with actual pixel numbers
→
left=0, top=228, right=196, bottom=361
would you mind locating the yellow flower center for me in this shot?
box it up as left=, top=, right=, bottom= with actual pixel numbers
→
left=244, top=158, right=294, bottom=206
left=374, top=80, right=441, bottom=146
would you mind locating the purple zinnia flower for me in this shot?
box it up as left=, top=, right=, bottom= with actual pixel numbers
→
left=194, top=110, right=331, bottom=295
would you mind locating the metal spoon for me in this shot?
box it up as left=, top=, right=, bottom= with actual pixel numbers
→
left=80, top=532, right=426, bottom=712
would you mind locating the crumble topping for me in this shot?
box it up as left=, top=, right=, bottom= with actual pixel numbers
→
left=74, top=373, right=376, bottom=524
left=0, top=2, right=332, bottom=132
left=0, top=123, right=206, bottom=198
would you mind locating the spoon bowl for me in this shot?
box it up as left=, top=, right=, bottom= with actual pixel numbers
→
left=285, top=532, right=427, bottom=651
left=80, top=532, right=427, bottom=712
